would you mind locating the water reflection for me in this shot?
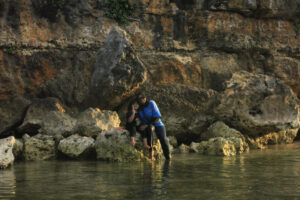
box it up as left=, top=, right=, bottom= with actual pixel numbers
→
left=0, top=167, right=16, bottom=199
left=2, top=143, right=300, bottom=200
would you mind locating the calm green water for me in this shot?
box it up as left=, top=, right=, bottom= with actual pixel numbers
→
left=1, top=143, right=300, bottom=200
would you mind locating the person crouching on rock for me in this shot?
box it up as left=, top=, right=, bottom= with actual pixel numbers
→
left=136, top=92, right=171, bottom=160
left=125, top=100, right=151, bottom=149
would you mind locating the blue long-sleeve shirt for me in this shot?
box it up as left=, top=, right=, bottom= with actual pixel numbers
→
left=138, top=100, right=164, bottom=127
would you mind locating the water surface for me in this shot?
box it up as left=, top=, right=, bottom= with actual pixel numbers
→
left=1, top=142, right=300, bottom=200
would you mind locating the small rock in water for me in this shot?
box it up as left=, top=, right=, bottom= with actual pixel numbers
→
left=23, top=134, right=56, bottom=161
left=0, top=136, right=15, bottom=169
left=58, top=134, right=95, bottom=159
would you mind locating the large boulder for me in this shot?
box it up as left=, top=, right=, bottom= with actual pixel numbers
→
left=23, top=134, right=56, bottom=161
left=58, top=134, right=95, bottom=159
left=190, top=137, right=249, bottom=156
left=214, top=71, right=300, bottom=137
left=90, top=27, right=147, bottom=109
left=0, top=136, right=15, bottom=169
left=76, top=108, right=120, bottom=137
left=0, top=96, right=30, bottom=136
left=95, top=129, right=163, bottom=162
left=201, top=121, right=246, bottom=141
left=18, top=98, right=76, bottom=136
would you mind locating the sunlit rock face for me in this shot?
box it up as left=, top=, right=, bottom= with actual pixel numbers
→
left=0, top=136, right=15, bottom=169
left=76, top=108, right=120, bottom=137
left=0, top=0, right=299, bottom=145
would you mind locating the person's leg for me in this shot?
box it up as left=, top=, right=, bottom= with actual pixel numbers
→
left=145, top=126, right=153, bottom=158
left=155, top=126, right=171, bottom=159
left=127, top=125, right=136, bottom=146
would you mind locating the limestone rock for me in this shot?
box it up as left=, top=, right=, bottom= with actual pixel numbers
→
left=214, top=71, right=300, bottom=137
left=178, top=144, right=191, bottom=153
left=23, top=134, right=56, bottom=161
left=18, top=98, right=76, bottom=136
left=247, top=128, right=299, bottom=149
left=76, top=108, right=120, bottom=137
left=0, top=96, right=30, bottom=136
left=58, top=134, right=95, bottom=159
left=0, top=136, right=15, bottom=169
left=95, top=129, right=163, bottom=162
left=13, top=139, right=24, bottom=160
left=168, top=136, right=178, bottom=148
left=90, top=27, right=147, bottom=108
left=192, top=137, right=249, bottom=156
left=201, top=121, right=246, bottom=141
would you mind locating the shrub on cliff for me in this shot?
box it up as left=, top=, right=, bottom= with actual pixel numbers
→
left=105, top=0, right=135, bottom=25
left=32, top=0, right=66, bottom=22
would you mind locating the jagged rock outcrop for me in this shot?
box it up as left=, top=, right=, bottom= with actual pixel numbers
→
left=95, top=129, right=163, bottom=162
left=0, top=136, right=15, bottom=169
left=58, top=134, right=95, bottom=159
left=76, top=108, right=120, bottom=137
left=214, top=71, right=300, bottom=137
left=89, top=28, right=147, bottom=109
left=23, top=134, right=56, bottom=161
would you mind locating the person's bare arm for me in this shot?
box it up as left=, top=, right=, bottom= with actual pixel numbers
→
left=127, top=105, right=136, bottom=123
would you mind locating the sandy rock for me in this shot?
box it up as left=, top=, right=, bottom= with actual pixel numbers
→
left=201, top=121, right=245, bottom=141
left=76, top=108, right=120, bottom=137
left=23, top=134, right=56, bottom=161
left=0, top=136, right=15, bottom=169
left=214, top=71, right=300, bottom=137
left=95, top=129, right=163, bottom=162
left=18, top=98, right=76, bottom=136
left=58, top=134, right=95, bottom=159
left=168, top=136, right=178, bottom=148
left=13, top=139, right=24, bottom=160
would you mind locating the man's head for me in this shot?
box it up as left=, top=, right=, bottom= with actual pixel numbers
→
left=136, top=92, right=147, bottom=105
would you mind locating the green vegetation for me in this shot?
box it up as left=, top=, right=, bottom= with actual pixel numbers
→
left=33, top=0, right=66, bottom=22
left=7, top=46, right=16, bottom=54
left=105, top=0, right=136, bottom=25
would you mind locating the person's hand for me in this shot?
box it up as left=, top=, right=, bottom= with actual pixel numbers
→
left=131, top=105, right=136, bottom=113
left=131, top=137, right=136, bottom=147
left=139, top=125, right=148, bottom=131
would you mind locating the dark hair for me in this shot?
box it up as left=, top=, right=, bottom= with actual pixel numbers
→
left=136, top=92, right=146, bottom=100
left=127, top=100, right=138, bottom=111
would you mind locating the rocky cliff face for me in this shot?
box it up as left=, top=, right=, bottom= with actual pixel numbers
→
left=0, top=0, right=299, bottom=144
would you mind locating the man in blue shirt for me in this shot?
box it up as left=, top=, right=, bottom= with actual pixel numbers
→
left=137, top=92, right=171, bottom=160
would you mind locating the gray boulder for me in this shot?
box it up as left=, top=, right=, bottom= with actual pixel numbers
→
left=90, top=27, right=147, bottom=108
left=0, top=136, right=15, bottom=169
left=18, top=98, right=76, bottom=136
left=23, top=134, right=56, bottom=161
left=201, top=121, right=246, bottom=141
left=13, top=138, right=24, bottom=160
left=0, top=96, right=30, bottom=136
left=58, top=134, right=95, bottom=159
left=95, top=129, right=163, bottom=162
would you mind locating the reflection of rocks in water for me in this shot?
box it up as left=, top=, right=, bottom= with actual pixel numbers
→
left=0, top=168, right=16, bottom=199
